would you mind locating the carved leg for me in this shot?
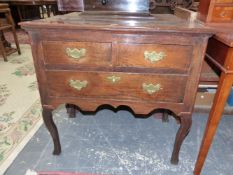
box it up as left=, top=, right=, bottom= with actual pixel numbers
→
left=162, top=110, right=169, bottom=122
left=65, top=104, right=76, bottom=118
left=171, top=114, right=192, bottom=164
left=42, top=107, right=61, bottom=155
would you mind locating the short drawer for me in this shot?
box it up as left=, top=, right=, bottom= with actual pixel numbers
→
left=211, top=6, right=233, bottom=22
left=46, top=71, right=187, bottom=103
left=43, top=41, right=112, bottom=66
left=116, top=43, right=192, bottom=72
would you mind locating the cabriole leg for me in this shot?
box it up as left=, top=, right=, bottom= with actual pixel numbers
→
left=171, top=114, right=192, bottom=164
left=42, top=107, right=61, bottom=155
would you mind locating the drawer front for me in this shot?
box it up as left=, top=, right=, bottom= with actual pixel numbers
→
left=212, top=6, right=233, bottom=22
left=43, top=41, right=112, bottom=66
left=116, top=43, right=192, bottom=72
left=46, top=71, right=187, bottom=103
left=215, top=0, right=233, bottom=3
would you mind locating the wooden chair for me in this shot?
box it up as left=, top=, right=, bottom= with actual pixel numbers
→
left=0, top=3, right=21, bottom=62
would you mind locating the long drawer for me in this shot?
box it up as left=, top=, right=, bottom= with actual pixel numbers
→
left=116, top=43, right=192, bottom=72
left=46, top=71, right=187, bottom=103
left=43, top=41, right=112, bottom=66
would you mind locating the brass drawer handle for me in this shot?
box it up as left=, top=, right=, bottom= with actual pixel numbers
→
left=144, top=51, right=166, bottom=63
left=107, top=75, right=121, bottom=84
left=66, top=48, right=86, bottom=60
left=220, top=11, right=226, bottom=18
left=142, top=83, right=161, bottom=95
left=69, top=79, right=88, bottom=91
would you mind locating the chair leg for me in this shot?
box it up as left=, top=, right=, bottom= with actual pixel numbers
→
left=12, top=27, right=21, bottom=55
left=1, top=31, right=11, bottom=48
left=6, top=10, right=21, bottom=55
left=0, top=40, right=7, bottom=61
left=46, top=5, right=51, bottom=17
left=39, top=6, right=45, bottom=19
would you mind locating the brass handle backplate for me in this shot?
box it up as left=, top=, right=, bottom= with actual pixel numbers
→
left=142, top=83, right=161, bottom=95
left=69, top=79, right=88, bottom=91
left=107, top=75, right=121, bottom=84
left=66, top=48, right=86, bottom=60
left=220, top=11, right=226, bottom=18
left=144, top=51, right=166, bottom=63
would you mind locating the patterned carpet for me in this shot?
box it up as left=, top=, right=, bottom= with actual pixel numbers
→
left=5, top=29, right=30, bottom=45
left=0, top=44, right=42, bottom=174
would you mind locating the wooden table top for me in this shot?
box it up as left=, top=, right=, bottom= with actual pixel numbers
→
left=214, top=32, right=233, bottom=47
left=205, top=23, right=233, bottom=47
left=20, top=12, right=213, bottom=34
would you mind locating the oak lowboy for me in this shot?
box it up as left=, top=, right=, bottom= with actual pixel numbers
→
left=21, top=12, right=212, bottom=164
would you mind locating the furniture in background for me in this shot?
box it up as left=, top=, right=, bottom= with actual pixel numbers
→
left=199, top=0, right=233, bottom=23
left=0, top=0, right=58, bottom=26
left=57, top=0, right=195, bottom=13
left=194, top=28, right=233, bottom=175
left=0, top=3, right=20, bottom=61
left=149, top=0, right=194, bottom=11
left=174, top=6, right=198, bottom=21
left=194, top=0, right=233, bottom=174
left=57, top=0, right=83, bottom=12
left=0, top=3, right=11, bottom=48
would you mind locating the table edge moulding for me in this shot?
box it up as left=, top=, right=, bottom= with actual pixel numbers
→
left=20, top=12, right=213, bottom=165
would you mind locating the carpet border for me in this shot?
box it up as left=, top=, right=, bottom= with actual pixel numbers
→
left=0, top=99, right=42, bottom=175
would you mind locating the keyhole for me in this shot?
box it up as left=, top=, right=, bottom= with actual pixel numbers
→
left=102, top=0, right=108, bottom=5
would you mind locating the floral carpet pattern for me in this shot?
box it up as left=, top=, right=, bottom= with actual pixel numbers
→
left=0, top=84, right=10, bottom=106
left=5, top=29, right=30, bottom=45
left=0, top=44, right=42, bottom=174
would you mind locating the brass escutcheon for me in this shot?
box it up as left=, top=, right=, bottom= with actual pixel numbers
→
left=107, top=75, right=121, bottom=84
